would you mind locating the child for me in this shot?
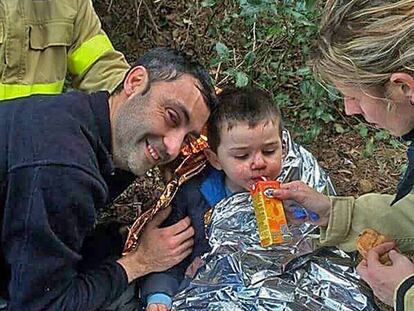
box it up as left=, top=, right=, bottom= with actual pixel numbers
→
left=141, top=86, right=284, bottom=311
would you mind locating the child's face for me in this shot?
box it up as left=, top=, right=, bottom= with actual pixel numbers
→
left=208, top=119, right=283, bottom=193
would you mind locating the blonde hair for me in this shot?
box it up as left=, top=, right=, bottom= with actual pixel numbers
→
left=312, top=0, right=414, bottom=88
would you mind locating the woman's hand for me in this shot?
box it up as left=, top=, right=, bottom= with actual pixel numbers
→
left=357, top=242, right=414, bottom=306
left=271, top=181, right=331, bottom=226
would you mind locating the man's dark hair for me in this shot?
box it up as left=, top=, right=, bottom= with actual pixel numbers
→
left=114, top=47, right=218, bottom=112
left=207, top=86, right=283, bottom=152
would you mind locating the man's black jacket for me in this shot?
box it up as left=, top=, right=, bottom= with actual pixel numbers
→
left=0, top=92, right=131, bottom=310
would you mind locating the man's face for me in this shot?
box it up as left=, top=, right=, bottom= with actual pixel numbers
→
left=210, top=119, right=283, bottom=193
left=112, top=74, right=209, bottom=176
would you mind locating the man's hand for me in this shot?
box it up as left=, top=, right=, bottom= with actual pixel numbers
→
left=270, top=181, right=331, bottom=226
left=117, top=205, right=194, bottom=282
left=357, top=242, right=414, bottom=306
left=147, top=303, right=169, bottom=311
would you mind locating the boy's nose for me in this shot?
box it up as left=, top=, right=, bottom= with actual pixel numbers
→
left=251, top=153, right=266, bottom=170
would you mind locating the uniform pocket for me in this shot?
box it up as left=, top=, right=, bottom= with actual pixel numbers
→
left=27, top=22, right=74, bottom=83
left=29, top=22, right=73, bottom=50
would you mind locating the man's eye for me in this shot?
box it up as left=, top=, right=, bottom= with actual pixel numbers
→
left=234, top=154, right=248, bottom=160
left=166, top=109, right=180, bottom=127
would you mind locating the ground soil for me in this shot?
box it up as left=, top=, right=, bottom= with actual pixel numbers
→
left=94, top=0, right=407, bottom=198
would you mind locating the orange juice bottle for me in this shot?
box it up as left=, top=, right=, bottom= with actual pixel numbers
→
left=250, top=180, right=291, bottom=247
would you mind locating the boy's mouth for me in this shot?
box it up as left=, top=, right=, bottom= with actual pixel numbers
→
left=251, top=176, right=268, bottom=183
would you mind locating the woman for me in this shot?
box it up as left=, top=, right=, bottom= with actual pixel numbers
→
left=272, top=1, right=414, bottom=309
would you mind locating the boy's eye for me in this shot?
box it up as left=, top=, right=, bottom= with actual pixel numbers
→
left=234, top=154, right=248, bottom=160
left=166, top=108, right=180, bottom=127
left=263, top=149, right=276, bottom=155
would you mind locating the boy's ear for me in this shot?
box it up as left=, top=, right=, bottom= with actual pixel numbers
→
left=204, top=148, right=223, bottom=171
left=282, top=138, right=287, bottom=159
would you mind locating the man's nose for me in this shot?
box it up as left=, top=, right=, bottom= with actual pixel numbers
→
left=163, top=130, right=186, bottom=160
left=344, top=97, right=362, bottom=116
left=251, top=153, right=266, bottom=170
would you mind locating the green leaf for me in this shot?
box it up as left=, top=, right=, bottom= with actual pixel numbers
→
left=334, top=123, right=345, bottom=134
left=235, top=71, right=249, bottom=87
left=267, top=26, right=283, bottom=37
left=244, top=51, right=256, bottom=65
left=321, top=112, right=334, bottom=123
left=215, top=42, right=230, bottom=60
left=296, top=67, right=311, bottom=76
left=201, top=0, right=216, bottom=7
left=358, top=125, right=369, bottom=138
left=363, top=137, right=376, bottom=157
left=274, top=93, right=290, bottom=107
left=374, top=130, right=390, bottom=141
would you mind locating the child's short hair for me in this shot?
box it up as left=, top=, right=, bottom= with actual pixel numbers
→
left=207, top=86, right=283, bottom=152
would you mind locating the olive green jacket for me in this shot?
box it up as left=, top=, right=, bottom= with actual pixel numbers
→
left=0, top=0, right=130, bottom=99
left=320, top=193, right=414, bottom=310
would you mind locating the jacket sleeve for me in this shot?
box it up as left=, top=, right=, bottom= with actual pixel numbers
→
left=395, top=275, right=414, bottom=311
left=3, top=165, right=128, bottom=311
left=319, top=193, right=414, bottom=252
left=68, top=0, right=130, bottom=93
left=140, top=190, right=192, bottom=301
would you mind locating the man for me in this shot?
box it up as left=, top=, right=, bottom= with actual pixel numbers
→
left=0, top=0, right=130, bottom=100
left=0, top=47, right=217, bottom=310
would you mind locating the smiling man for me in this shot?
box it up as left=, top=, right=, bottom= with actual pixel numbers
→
left=0, top=48, right=217, bottom=311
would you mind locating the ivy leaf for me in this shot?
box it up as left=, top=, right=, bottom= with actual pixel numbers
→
left=244, top=51, right=255, bottom=65
left=215, top=42, right=230, bottom=60
left=358, top=125, right=369, bottom=138
left=235, top=71, right=249, bottom=87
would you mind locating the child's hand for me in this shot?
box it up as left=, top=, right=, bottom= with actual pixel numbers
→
left=147, top=303, right=170, bottom=311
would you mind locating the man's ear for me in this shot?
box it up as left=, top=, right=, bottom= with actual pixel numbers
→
left=204, top=148, right=222, bottom=171
left=390, top=73, right=414, bottom=103
left=123, top=66, right=149, bottom=97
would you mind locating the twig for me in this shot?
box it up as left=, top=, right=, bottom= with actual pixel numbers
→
left=134, top=0, right=144, bottom=30
left=252, top=19, right=257, bottom=52
left=214, top=62, right=222, bottom=83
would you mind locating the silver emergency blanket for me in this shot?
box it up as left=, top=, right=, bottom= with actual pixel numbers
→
left=172, top=130, right=378, bottom=310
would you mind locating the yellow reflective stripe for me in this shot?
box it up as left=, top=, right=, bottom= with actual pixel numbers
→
left=0, top=80, right=64, bottom=100
left=68, top=34, right=115, bottom=76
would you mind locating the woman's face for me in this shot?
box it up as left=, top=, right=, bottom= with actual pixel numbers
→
left=335, top=81, right=414, bottom=137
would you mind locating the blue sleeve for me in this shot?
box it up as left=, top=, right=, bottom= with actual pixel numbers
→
left=146, top=293, right=172, bottom=308
left=3, top=166, right=128, bottom=311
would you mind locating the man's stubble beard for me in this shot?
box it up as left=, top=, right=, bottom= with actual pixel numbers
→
left=112, top=96, right=150, bottom=176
